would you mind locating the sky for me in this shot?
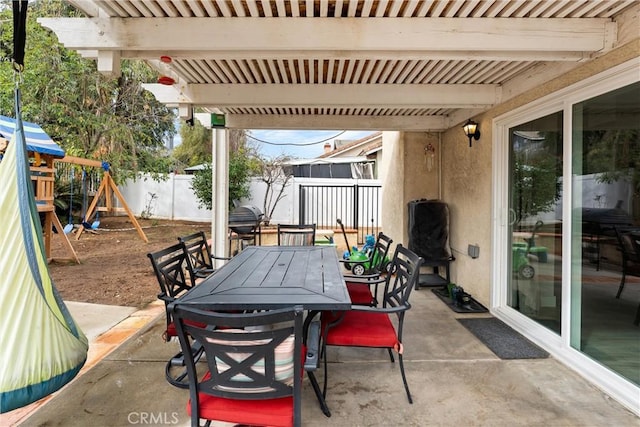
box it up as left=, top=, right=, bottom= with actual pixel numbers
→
left=172, top=114, right=376, bottom=159
left=247, top=129, right=377, bottom=159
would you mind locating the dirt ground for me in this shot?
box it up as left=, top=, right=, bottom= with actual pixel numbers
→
left=49, top=216, right=211, bottom=308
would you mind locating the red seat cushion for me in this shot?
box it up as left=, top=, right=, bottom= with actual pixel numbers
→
left=165, top=319, right=207, bottom=339
left=165, top=322, right=178, bottom=338
left=187, top=372, right=294, bottom=427
left=346, top=282, right=374, bottom=305
left=323, top=310, right=398, bottom=348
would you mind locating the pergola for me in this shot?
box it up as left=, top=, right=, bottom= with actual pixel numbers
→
left=38, top=0, right=637, bottom=256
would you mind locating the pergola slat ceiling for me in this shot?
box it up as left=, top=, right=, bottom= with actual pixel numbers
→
left=42, top=0, right=637, bottom=130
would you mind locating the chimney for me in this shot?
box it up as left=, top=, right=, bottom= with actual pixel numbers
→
left=324, top=142, right=332, bottom=153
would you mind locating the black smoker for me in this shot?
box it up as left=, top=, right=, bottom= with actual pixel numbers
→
left=407, top=199, right=453, bottom=287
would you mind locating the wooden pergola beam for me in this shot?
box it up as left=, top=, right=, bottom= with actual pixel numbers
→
left=55, top=155, right=103, bottom=168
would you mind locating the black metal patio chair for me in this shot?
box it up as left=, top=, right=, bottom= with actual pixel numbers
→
left=178, top=231, right=230, bottom=285
left=321, top=244, right=423, bottom=404
left=147, top=243, right=204, bottom=388
left=172, top=304, right=304, bottom=427
left=277, top=224, right=317, bottom=246
left=613, top=227, right=640, bottom=326
left=342, top=231, right=394, bottom=306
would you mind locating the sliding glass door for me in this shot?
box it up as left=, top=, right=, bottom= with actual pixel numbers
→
left=507, top=112, right=563, bottom=333
left=496, top=60, right=640, bottom=413
left=570, top=81, right=640, bottom=386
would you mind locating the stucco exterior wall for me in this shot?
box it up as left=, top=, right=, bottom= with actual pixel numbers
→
left=380, top=132, right=404, bottom=244
left=440, top=119, right=493, bottom=302
left=381, top=131, right=441, bottom=245
left=440, top=39, right=640, bottom=306
left=401, top=132, right=441, bottom=243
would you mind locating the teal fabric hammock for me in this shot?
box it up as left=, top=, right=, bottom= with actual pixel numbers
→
left=0, top=1, right=88, bottom=413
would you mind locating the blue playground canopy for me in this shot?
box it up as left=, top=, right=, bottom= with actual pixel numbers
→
left=0, top=114, right=64, bottom=158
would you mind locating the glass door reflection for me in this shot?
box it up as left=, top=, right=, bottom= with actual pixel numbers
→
left=508, top=112, right=563, bottom=333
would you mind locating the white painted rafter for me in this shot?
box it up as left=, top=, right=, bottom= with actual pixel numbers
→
left=143, top=83, right=500, bottom=108
left=42, top=0, right=638, bottom=130
left=123, top=50, right=591, bottom=62
left=38, top=17, right=612, bottom=53
left=225, top=113, right=449, bottom=131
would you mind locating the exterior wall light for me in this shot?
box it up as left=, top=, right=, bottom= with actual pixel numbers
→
left=462, top=119, right=481, bottom=147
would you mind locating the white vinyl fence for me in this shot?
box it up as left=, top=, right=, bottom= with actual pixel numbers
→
left=118, top=173, right=381, bottom=227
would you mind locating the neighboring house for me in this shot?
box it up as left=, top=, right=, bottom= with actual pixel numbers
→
left=285, top=156, right=375, bottom=179
left=283, top=132, right=382, bottom=179
left=183, top=163, right=207, bottom=175
left=319, top=132, right=382, bottom=179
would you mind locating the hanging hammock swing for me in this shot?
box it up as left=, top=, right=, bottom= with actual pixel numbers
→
left=0, top=1, right=88, bottom=413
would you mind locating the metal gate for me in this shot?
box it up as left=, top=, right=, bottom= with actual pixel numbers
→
left=298, top=184, right=381, bottom=244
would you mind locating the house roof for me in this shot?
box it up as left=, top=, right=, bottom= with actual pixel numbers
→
left=39, top=1, right=638, bottom=131
left=286, top=156, right=370, bottom=165
left=320, top=132, right=382, bottom=158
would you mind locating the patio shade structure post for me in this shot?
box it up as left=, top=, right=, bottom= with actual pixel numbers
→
left=211, top=126, right=229, bottom=267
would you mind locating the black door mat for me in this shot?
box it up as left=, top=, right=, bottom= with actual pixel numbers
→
left=431, top=287, right=488, bottom=313
left=458, top=317, right=549, bottom=359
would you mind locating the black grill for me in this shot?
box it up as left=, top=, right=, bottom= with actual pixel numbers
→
left=229, top=205, right=263, bottom=234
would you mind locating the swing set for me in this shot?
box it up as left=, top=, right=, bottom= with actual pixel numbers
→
left=1, top=133, right=149, bottom=264
left=54, top=155, right=148, bottom=243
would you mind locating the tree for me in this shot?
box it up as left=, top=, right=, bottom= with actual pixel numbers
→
left=584, top=129, right=640, bottom=196
left=258, top=156, right=293, bottom=225
left=228, top=145, right=254, bottom=208
left=511, top=131, right=562, bottom=227
left=0, top=1, right=176, bottom=183
left=173, top=120, right=212, bottom=168
left=191, top=162, right=213, bottom=210
left=190, top=129, right=256, bottom=210
left=512, top=155, right=561, bottom=226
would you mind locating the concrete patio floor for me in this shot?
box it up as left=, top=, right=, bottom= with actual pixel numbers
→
left=9, top=288, right=640, bottom=426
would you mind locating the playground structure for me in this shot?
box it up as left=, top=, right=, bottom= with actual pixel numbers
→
left=54, top=156, right=148, bottom=243
left=29, top=147, right=81, bottom=264
left=0, top=114, right=79, bottom=264
left=1, top=122, right=148, bottom=263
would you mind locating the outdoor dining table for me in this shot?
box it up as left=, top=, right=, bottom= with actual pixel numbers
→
left=171, top=244, right=352, bottom=417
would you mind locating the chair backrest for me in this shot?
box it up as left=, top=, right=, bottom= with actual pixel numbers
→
left=370, top=232, right=394, bottom=274
left=382, top=244, right=423, bottom=311
left=616, top=228, right=640, bottom=264
left=148, top=243, right=192, bottom=300
left=173, top=305, right=303, bottom=427
left=179, top=231, right=213, bottom=284
left=277, top=224, right=316, bottom=246
left=147, top=243, right=192, bottom=332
